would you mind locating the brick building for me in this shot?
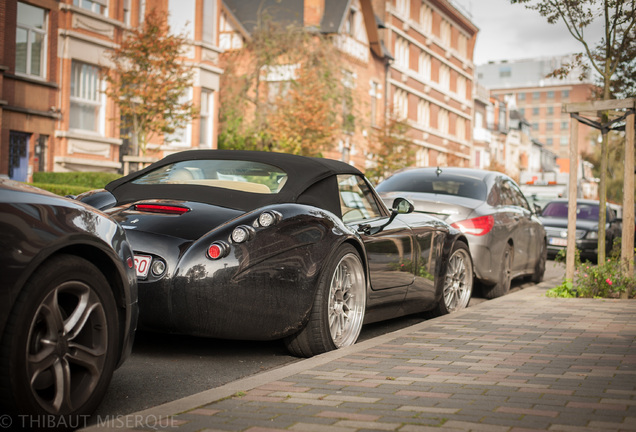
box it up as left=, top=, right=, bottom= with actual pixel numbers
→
left=1, top=0, right=222, bottom=181
left=373, top=0, right=478, bottom=167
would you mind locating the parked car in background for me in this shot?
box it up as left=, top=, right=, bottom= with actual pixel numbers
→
left=539, top=199, right=622, bottom=262
left=77, top=150, right=473, bottom=358
left=376, top=167, right=547, bottom=299
left=0, top=179, right=138, bottom=425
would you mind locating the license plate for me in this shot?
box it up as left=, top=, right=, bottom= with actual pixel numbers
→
left=548, top=237, right=568, bottom=247
left=134, top=255, right=152, bottom=278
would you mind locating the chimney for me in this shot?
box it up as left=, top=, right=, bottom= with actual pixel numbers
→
left=304, top=0, right=325, bottom=28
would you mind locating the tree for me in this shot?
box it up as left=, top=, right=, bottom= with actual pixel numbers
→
left=104, top=9, right=198, bottom=156
left=218, top=19, right=345, bottom=154
left=511, top=0, right=636, bottom=263
left=365, top=118, right=416, bottom=184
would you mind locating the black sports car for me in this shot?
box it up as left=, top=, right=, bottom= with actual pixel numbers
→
left=78, top=150, right=473, bottom=357
left=0, top=179, right=138, bottom=426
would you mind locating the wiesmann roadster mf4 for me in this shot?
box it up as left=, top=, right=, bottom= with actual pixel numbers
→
left=79, top=150, right=473, bottom=357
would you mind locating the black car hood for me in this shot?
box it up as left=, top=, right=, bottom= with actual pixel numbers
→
left=107, top=200, right=244, bottom=241
left=540, top=217, right=599, bottom=231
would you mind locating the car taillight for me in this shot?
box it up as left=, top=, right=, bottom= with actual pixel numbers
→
left=207, top=241, right=230, bottom=260
left=451, top=215, right=494, bottom=236
left=134, top=204, right=190, bottom=214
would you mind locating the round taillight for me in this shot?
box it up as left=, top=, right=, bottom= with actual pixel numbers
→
left=258, top=211, right=275, bottom=227
left=207, top=241, right=229, bottom=260
left=208, top=244, right=222, bottom=259
left=126, top=257, right=134, bottom=269
left=151, top=260, right=166, bottom=276
left=231, top=226, right=252, bottom=243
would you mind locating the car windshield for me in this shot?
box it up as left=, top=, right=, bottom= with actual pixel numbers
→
left=131, top=160, right=288, bottom=194
left=377, top=172, right=487, bottom=201
left=541, top=202, right=607, bottom=221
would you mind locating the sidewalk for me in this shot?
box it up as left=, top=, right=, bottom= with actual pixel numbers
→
left=84, top=278, right=636, bottom=432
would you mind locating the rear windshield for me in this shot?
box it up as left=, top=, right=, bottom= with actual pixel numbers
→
left=541, top=201, right=610, bottom=221
left=377, top=172, right=487, bottom=201
left=132, top=160, right=287, bottom=194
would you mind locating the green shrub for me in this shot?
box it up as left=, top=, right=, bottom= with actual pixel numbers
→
left=33, top=172, right=120, bottom=189
left=30, top=183, right=95, bottom=197
left=548, top=245, right=636, bottom=298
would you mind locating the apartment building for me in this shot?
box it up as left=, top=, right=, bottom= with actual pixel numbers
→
left=477, top=56, right=598, bottom=166
left=373, top=0, right=478, bottom=167
left=1, top=0, right=222, bottom=181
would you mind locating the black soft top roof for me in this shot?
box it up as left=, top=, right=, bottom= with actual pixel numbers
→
left=106, top=150, right=364, bottom=216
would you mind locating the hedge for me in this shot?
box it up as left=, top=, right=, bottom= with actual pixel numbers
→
left=30, top=172, right=121, bottom=196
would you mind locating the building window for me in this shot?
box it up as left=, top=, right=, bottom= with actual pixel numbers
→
left=499, top=66, right=511, bottom=78
left=518, top=108, right=525, bottom=116
left=395, top=37, right=409, bottom=70
left=532, top=107, right=539, bottom=116
left=547, top=138, right=553, bottom=146
left=532, top=122, right=539, bottom=131
left=16, top=2, right=47, bottom=79
left=199, top=90, right=213, bottom=148
left=533, top=91, right=540, bottom=100
left=393, top=88, right=408, bottom=120
left=416, top=148, right=429, bottom=167
left=420, top=2, right=432, bottom=33
left=438, top=109, right=449, bottom=134
left=458, top=34, right=468, bottom=58
left=439, top=65, right=450, bottom=90
left=560, top=136, right=568, bottom=146
left=418, top=51, right=431, bottom=80
left=139, top=0, right=145, bottom=25
left=546, top=121, right=553, bottom=131
left=440, top=19, right=451, bottom=47
left=547, top=90, right=555, bottom=99
left=456, top=75, right=466, bottom=99
left=562, top=90, right=570, bottom=100
left=73, top=0, right=109, bottom=16
left=417, top=99, right=429, bottom=127
left=165, top=88, right=193, bottom=145
left=456, top=117, right=466, bottom=140
left=547, top=106, right=554, bottom=115
left=561, top=120, right=568, bottom=130
left=169, top=0, right=195, bottom=39
left=202, top=0, right=216, bottom=44
left=517, top=92, right=525, bottom=101
left=396, top=0, right=409, bottom=17
left=70, top=61, right=103, bottom=133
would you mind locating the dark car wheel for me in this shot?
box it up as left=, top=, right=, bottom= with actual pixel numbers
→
left=425, top=241, right=473, bottom=318
left=0, top=255, right=119, bottom=426
left=483, top=243, right=513, bottom=299
left=531, top=239, right=547, bottom=283
left=284, top=244, right=366, bottom=357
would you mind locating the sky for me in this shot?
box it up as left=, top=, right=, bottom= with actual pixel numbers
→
left=451, top=0, right=605, bottom=65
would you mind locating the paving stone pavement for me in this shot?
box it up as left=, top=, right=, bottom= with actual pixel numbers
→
left=84, top=280, right=636, bottom=432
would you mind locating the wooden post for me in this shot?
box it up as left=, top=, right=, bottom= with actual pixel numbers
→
left=566, top=116, right=579, bottom=281
left=622, top=111, right=635, bottom=297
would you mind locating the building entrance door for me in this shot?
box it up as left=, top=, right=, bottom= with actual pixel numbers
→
left=9, top=132, right=30, bottom=182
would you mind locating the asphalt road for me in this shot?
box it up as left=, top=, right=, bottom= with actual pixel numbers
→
left=94, top=260, right=565, bottom=418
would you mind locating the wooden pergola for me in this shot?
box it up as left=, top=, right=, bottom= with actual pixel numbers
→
left=562, top=98, right=635, bottom=295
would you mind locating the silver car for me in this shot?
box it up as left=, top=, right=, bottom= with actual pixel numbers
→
left=377, top=167, right=547, bottom=298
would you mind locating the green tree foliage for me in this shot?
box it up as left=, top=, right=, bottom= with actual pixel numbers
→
left=218, top=19, right=344, bottom=155
left=365, top=118, right=416, bottom=184
left=511, top=0, right=636, bottom=263
left=104, top=9, right=198, bottom=156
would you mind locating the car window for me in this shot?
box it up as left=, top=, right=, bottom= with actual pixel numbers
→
left=338, top=175, right=382, bottom=223
left=508, top=181, right=531, bottom=211
left=131, top=160, right=287, bottom=194
left=377, top=172, right=487, bottom=201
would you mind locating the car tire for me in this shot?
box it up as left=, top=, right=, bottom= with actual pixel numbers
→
left=284, top=244, right=366, bottom=358
left=531, top=239, right=547, bottom=283
left=424, top=240, right=473, bottom=318
left=483, top=242, right=513, bottom=299
left=0, top=255, right=119, bottom=427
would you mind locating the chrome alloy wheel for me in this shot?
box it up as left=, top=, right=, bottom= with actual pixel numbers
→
left=327, top=252, right=366, bottom=348
left=443, top=247, right=473, bottom=312
left=27, top=281, right=109, bottom=414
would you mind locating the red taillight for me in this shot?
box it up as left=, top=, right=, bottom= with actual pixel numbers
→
left=134, top=204, right=189, bottom=215
left=451, top=215, right=494, bottom=236
left=207, top=241, right=229, bottom=260
left=126, top=257, right=134, bottom=269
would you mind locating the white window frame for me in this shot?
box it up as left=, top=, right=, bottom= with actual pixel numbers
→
left=395, top=36, right=409, bottom=70
left=396, top=0, right=410, bottom=17
left=164, top=88, right=193, bottom=147
left=418, top=51, right=431, bottom=80
left=73, top=0, right=109, bottom=16
left=439, top=64, right=450, bottom=90
left=456, top=117, right=466, bottom=140
left=438, top=109, right=449, bottom=134
left=16, top=2, right=48, bottom=79
left=420, top=2, right=432, bottom=33
left=456, top=75, right=466, bottom=100
left=69, top=60, right=104, bottom=134
left=168, top=0, right=195, bottom=39
left=417, top=99, right=429, bottom=127
left=199, top=89, right=214, bottom=148
left=393, top=88, right=408, bottom=120
left=440, top=19, right=451, bottom=47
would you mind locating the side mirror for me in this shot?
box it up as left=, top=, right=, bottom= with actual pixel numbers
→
left=533, top=203, right=542, bottom=215
left=392, top=197, right=414, bottom=214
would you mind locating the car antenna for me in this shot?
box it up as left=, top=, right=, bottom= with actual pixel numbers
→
left=436, top=167, right=442, bottom=176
